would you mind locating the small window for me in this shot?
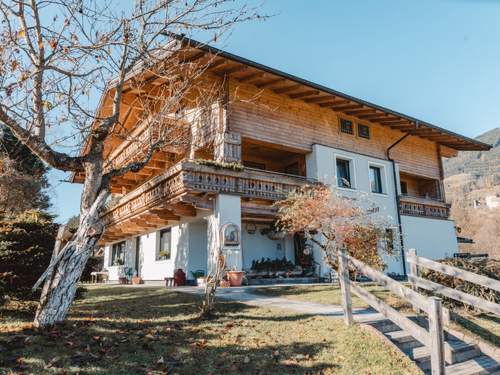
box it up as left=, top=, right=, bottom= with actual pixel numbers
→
left=383, top=228, right=396, bottom=254
left=369, top=165, right=383, bottom=194
left=358, top=124, right=370, bottom=139
left=157, top=229, right=172, bottom=261
left=400, top=181, right=408, bottom=195
left=336, top=158, right=352, bottom=188
left=340, top=119, right=354, bottom=135
left=110, top=241, right=126, bottom=266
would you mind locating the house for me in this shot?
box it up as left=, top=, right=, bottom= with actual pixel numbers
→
left=74, top=36, right=491, bottom=283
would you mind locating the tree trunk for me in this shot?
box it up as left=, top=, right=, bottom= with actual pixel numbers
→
left=33, top=186, right=109, bottom=328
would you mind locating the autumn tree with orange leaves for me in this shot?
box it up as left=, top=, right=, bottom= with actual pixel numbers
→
left=275, top=185, right=394, bottom=274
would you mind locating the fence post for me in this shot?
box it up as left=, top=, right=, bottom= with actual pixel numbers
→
left=429, top=297, right=445, bottom=375
left=338, top=248, right=353, bottom=326
left=407, top=248, right=421, bottom=313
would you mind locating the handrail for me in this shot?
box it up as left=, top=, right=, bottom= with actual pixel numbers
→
left=338, top=249, right=445, bottom=374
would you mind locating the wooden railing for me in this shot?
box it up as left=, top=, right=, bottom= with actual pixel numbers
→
left=407, top=249, right=500, bottom=317
left=102, top=160, right=315, bottom=225
left=399, top=196, right=450, bottom=219
left=338, top=249, right=446, bottom=374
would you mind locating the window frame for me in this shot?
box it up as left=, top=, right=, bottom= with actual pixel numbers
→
left=110, top=241, right=126, bottom=266
left=368, top=162, right=387, bottom=195
left=357, top=123, right=370, bottom=139
left=335, top=155, right=356, bottom=189
left=369, top=165, right=383, bottom=194
left=339, top=118, right=354, bottom=135
left=157, top=228, right=172, bottom=261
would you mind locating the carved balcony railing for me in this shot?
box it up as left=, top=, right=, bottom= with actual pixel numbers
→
left=102, top=160, right=316, bottom=226
left=398, top=195, right=450, bottom=220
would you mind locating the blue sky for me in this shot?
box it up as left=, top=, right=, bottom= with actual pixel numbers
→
left=47, top=0, right=500, bottom=222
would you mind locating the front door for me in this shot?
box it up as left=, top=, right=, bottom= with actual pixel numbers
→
left=135, top=237, right=142, bottom=277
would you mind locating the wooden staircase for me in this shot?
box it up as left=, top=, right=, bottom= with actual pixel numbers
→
left=367, top=317, right=499, bottom=374
left=336, top=248, right=500, bottom=375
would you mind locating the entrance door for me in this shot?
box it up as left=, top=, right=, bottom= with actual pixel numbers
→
left=135, top=237, right=142, bottom=277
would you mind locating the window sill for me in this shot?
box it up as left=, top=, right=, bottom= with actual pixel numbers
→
left=336, top=186, right=356, bottom=192
left=370, top=192, right=388, bottom=197
left=155, top=259, right=173, bottom=263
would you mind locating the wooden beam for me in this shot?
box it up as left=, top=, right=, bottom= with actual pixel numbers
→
left=273, top=84, right=303, bottom=94
left=330, top=104, right=363, bottom=111
left=345, top=108, right=378, bottom=116
left=256, top=78, right=286, bottom=88
left=237, top=71, right=265, bottom=82
left=319, top=99, right=350, bottom=108
left=170, top=203, right=197, bottom=217
left=215, top=64, right=248, bottom=76
left=289, top=90, right=320, bottom=99
left=304, top=95, right=335, bottom=103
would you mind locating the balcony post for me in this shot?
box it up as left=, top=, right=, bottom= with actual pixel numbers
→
left=214, top=131, right=241, bottom=163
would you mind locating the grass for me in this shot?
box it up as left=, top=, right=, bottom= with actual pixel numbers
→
left=251, top=284, right=500, bottom=347
left=0, top=286, right=422, bottom=375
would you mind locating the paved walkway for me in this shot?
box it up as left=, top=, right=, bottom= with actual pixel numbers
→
left=179, top=284, right=383, bottom=323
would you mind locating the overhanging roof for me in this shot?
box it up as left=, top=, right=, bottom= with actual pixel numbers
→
left=168, top=34, right=491, bottom=152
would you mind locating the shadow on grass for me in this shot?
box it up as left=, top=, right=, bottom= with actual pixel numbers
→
left=453, top=312, right=500, bottom=347
left=0, top=287, right=345, bottom=374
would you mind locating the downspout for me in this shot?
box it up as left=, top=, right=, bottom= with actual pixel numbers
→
left=386, top=129, right=414, bottom=278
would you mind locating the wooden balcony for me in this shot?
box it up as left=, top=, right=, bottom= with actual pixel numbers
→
left=102, top=160, right=316, bottom=228
left=398, top=195, right=450, bottom=220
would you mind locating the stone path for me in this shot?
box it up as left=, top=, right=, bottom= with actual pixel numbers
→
left=179, top=284, right=383, bottom=323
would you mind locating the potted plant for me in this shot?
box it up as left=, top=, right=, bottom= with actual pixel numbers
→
left=226, top=268, right=245, bottom=287
left=191, top=270, right=206, bottom=287
left=158, top=250, right=170, bottom=260
left=132, top=270, right=142, bottom=285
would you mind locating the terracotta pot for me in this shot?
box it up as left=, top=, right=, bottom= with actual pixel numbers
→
left=132, top=276, right=142, bottom=285
left=227, top=271, right=245, bottom=287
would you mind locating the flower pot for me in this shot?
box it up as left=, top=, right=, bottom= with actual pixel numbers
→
left=132, top=276, right=142, bottom=285
left=118, top=277, right=128, bottom=285
left=226, top=271, right=245, bottom=287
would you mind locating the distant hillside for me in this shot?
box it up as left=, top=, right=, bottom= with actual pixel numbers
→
left=444, top=127, right=500, bottom=182
left=443, top=128, right=500, bottom=258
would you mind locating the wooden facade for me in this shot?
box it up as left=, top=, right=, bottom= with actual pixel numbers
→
left=78, top=37, right=490, bottom=242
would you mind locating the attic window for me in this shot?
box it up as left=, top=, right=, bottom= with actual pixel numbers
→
left=340, top=119, right=353, bottom=135
left=358, top=124, right=370, bottom=139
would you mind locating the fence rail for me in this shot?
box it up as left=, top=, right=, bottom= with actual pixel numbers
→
left=337, top=249, right=445, bottom=374
left=407, top=249, right=500, bottom=316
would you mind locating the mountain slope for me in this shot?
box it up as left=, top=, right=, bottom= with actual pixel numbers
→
left=443, top=128, right=500, bottom=258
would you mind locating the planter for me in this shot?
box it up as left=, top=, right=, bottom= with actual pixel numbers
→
left=226, top=271, right=245, bottom=287
left=132, top=276, right=142, bottom=285
left=196, top=277, right=206, bottom=287
left=118, top=277, right=128, bottom=285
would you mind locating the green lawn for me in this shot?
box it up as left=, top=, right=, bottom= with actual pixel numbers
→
left=0, top=286, right=421, bottom=374
left=251, top=284, right=500, bottom=347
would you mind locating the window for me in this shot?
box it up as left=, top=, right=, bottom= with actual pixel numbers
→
left=157, top=228, right=172, bottom=261
left=110, top=241, right=125, bottom=266
left=400, top=181, right=408, bottom=195
left=243, top=160, right=266, bottom=170
left=369, top=165, right=383, bottom=194
left=383, top=228, right=396, bottom=254
left=340, top=118, right=354, bottom=135
left=336, top=158, right=352, bottom=188
left=358, top=124, right=370, bottom=139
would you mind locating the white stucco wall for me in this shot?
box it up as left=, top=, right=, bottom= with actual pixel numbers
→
left=401, top=215, right=458, bottom=262
left=241, top=224, right=294, bottom=270
left=306, top=144, right=404, bottom=275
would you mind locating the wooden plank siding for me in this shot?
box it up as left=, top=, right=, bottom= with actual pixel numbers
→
left=228, top=79, right=442, bottom=179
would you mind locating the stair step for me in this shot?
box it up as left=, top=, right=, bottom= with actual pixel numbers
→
left=445, top=355, right=500, bottom=375
left=406, top=341, right=481, bottom=371
left=367, top=319, right=401, bottom=333
left=385, top=330, right=424, bottom=350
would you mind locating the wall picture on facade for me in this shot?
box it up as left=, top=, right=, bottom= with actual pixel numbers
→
left=221, top=223, right=240, bottom=247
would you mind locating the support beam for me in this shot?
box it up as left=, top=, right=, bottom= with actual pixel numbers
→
left=274, top=84, right=303, bottom=94
left=289, top=90, right=320, bottom=99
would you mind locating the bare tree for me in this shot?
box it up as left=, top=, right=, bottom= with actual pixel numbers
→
left=0, top=0, right=260, bottom=327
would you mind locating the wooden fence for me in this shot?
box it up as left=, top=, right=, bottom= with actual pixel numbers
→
left=337, top=249, right=446, bottom=375
left=407, top=249, right=500, bottom=317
